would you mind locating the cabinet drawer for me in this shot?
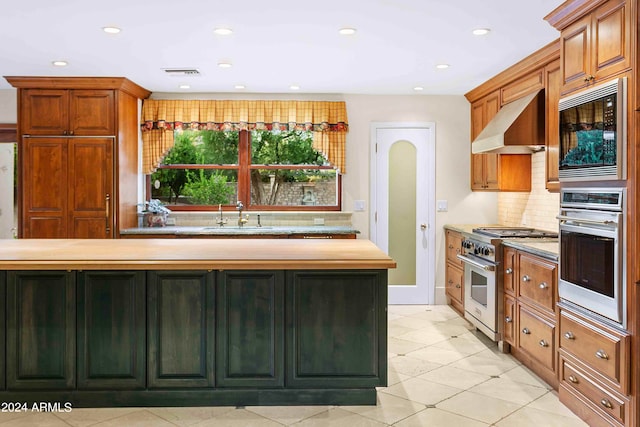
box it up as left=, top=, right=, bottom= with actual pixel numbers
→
left=445, top=262, right=463, bottom=302
left=518, top=253, right=556, bottom=313
left=445, top=230, right=463, bottom=267
left=503, top=294, right=516, bottom=346
left=560, top=358, right=627, bottom=426
left=559, top=308, right=629, bottom=393
left=518, top=304, right=556, bottom=369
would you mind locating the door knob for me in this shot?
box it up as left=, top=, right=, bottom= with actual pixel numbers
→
left=420, top=224, right=427, bottom=230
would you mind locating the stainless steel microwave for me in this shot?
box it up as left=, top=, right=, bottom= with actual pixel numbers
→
left=558, top=78, right=626, bottom=181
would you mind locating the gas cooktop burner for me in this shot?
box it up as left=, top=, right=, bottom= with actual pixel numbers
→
left=472, top=227, right=558, bottom=239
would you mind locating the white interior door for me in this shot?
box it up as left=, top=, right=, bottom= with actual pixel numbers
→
left=370, top=123, right=435, bottom=304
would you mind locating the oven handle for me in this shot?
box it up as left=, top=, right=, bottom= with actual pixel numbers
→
left=556, top=215, right=617, bottom=226
left=456, top=254, right=496, bottom=272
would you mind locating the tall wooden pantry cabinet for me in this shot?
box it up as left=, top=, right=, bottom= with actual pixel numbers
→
left=5, top=77, right=150, bottom=238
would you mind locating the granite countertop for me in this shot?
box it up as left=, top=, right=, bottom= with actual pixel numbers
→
left=501, top=238, right=559, bottom=261
left=120, top=225, right=359, bottom=236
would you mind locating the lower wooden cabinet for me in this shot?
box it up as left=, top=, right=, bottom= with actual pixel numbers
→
left=216, top=271, right=284, bottom=387
left=445, top=262, right=464, bottom=314
left=147, top=270, right=216, bottom=388
left=286, top=270, right=387, bottom=388
left=6, top=271, right=76, bottom=390
left=77, top=271, right=145, bottom=389
left=518, top=303, right=557, bottom=381
left=0, top=272, right=5, bottom=390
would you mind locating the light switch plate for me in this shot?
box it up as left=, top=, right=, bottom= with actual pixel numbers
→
left=354, top=200, right=366, bottom=211
left=436, top=200, right=448, bottom=212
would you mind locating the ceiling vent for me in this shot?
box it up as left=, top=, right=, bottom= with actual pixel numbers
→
left=162, top=68, right=201, bottom=76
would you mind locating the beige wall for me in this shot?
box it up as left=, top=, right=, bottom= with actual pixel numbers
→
left=0, top=89, right=17, bottom=122
left=0, top=89, right=17, bottom=238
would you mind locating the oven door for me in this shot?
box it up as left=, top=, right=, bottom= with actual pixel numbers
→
left=558, top=209, right=624, bottom=325
left=458, top=254, right=497, bottom=339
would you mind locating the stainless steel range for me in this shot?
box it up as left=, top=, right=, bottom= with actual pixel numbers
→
left=457, top=226, right=558, bottom=342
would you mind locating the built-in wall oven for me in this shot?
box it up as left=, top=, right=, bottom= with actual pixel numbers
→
left=558, top=187, right=625, bottom=328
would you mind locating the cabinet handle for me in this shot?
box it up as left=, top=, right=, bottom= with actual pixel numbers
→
left=455, top=284, right=461, bottom=289
left=63, top=130, right=68, bottom=135
left=564, top=331, right=575, bottom=340
left=595, top=350, right=609, bottom=360
left=448, top=279, right=453, bottom=285
left=105, top=194, right=111, bottom=234
left=568, top=375, right=579, bottom=384
left=601, top=399, right=613, bottom=409
left=539, top=339, right=548, bottom=347
left=522, top=327, right=530, bottom=335
left=539, top=282, right=548, bottom=289
left=505, top=268, right=513, bottom=274
left=448, top=244, right=454, bottom=249
left=69, top=130, right=74, bottom=135
left=522, top=275, right=531, bottom=282
left=505, top=316, right=512, bottom=323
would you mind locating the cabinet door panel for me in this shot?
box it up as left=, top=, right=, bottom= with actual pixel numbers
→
left=504, top=294, right=516, bottom=346
left=21, top=89, right=68, bottom=135
left=77, top=271, right=145, bottom=389
left=148, top=271, right=215, bottom=388
left=69, top=90, right=115, bottom=136
left=216, top=271, right=284, bottom=387
left=545, top=61, right=561, bottom=191
left=592, top=0, right=630, bottom=80
left=7, top=271, right=75, bottom=390
left=561, top=15, right=591, bottom=91
left=22, top=138, right=67, bottom=238
left=0, top=272, right=5, bottom=390
left=68, top=138, right=114, bottom=238
left=287, top=270, right=387, bottom=388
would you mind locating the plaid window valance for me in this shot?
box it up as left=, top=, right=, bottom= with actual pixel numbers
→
left=140, top=99, right=348, bottom=174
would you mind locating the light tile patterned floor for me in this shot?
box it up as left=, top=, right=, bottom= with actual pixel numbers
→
left=0, top=305, right=589, bottom=426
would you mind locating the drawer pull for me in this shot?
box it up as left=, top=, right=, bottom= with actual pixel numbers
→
left=522, top=275, right=531, bottom=282
left=601, top=399, right=613, bottom=409
left=448, top=279, right=453, bottom=285
left=595, top=350, right=609, bottom=360
left=448, top=244, right=454, bottom=249
left=505, top=316, right=513, bottom=323
left=522, top=327, right=530, bottom=335
left=455, top=284, right=461, bottom=289
left=539, top=282, right=548, bottom=289
left=564, top=331, right=575, bottom=340
left=505, top=268, right=513, bottom=274
left=539, top=339, right=548, bottom=347
left=568, top=375, right=579, bottom=384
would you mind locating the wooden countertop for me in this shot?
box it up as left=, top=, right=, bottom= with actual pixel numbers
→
left=0, top=239, right=396, bottom=270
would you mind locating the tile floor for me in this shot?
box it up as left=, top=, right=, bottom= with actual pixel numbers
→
left=0, top=305, right=589, bottom=426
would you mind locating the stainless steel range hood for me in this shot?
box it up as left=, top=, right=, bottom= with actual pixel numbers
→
left=471, top=89, right=545, bottom=154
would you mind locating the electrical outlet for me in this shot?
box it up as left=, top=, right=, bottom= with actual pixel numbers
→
left=436, top=200, right=448, bottom=212
left=314, top=218, right=325, bottom=225
left=166, top=217, right=176, bottom=226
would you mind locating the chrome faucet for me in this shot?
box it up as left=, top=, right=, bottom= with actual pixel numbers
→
left=215, top=204, right=227, bottom=227
left=236, top=201, right=249, bottom=227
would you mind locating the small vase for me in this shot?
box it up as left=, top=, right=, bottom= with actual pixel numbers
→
left=144, top=212, right=168, bottom=227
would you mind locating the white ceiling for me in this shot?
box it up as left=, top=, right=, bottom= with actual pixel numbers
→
left=0, top=0, right=565, bottom=95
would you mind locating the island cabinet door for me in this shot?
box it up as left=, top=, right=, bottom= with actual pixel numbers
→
left=77, top=271, right=145, bottom=389
left=286, top=270, right=388, bottom=388
left=147, top=271, right=215, bottom=388
left=0, top=272, right=5, bottom=390
left=6, top=271, right=76, bottom=390
left=216, top=271, right=284, bottom=387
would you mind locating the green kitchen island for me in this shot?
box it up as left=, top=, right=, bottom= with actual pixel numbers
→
left=0, top=238, right=394, bottom=407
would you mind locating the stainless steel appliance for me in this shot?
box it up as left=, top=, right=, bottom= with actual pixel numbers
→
left=558, top=187, right=625, bottom=328
left=457, top=227, right=558, bottom=341
left=558, top=77, right=626, bottom=182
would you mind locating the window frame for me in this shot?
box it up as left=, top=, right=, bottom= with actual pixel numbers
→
left=146, top=130, right=342, bottom=211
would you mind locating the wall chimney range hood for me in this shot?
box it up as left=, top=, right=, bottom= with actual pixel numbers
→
left=471, top=90, right=545, bottom=154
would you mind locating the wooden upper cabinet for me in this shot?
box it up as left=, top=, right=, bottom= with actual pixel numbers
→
left=501, top=69, right=545, bottom=105
left=21, top=89, right=115, bottom=136
left=471, top=92, right=500, bottom=190
left=554, top=0, right=630, bottom=93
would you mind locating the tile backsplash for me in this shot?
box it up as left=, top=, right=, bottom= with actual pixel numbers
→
left=498, top=151, right=560, bottom=232
left=160, top=211, right=353, bottom=228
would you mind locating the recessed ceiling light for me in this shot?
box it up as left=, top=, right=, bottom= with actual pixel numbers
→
left=472, top=28, right=491, bottom=36
left=435, top=63, right=450, bottom=69
left=339, top=27, right=357, bottom=36
left=413, top=86, right=424, bottom=91
left=234, top=84, right=246, bottom=90
left=52, top=60, right=68, bottom=67
left=179, top=84, right=191, bottom=89
left=102, top=26, right=121, bottom=34
left=214, top=27, right=233, bottom=36
left=289, top=85, right=300, bottom=90
left=217, top=62, right=232, bottom=68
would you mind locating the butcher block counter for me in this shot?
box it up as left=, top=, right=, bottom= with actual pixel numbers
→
left=0, top=239, right=394, bottom=407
